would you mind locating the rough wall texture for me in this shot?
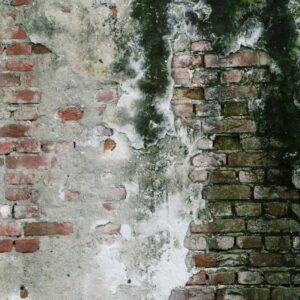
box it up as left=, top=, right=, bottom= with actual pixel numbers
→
left=0, top=0, right=300, bottom=299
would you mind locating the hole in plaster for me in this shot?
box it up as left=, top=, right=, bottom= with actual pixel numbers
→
left=127, top=279, right=131, bottom=284
left=20, top=286, right=25, bottom=290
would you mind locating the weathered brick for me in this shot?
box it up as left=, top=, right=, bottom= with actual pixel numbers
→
left=248, top=219, right=300, bottom=233
left=173, top=103, right=193, bottom=117
left=186, top=235, right=207, bottom=250
left=0, top=240, right=13, bottom=252
left=236, top=236, right=262, bottom=249
left=221, top=70, right=242, bottom=83
left=264, top=202, right=288, bottom=217
left=204, top=85, right=257, bottom=100
left=207, top=236, right=234, bottom=250
left=271, top=288, right=300, bottom=300
left=6, top=155, right=55, bottom=169
left=194, top=253, right=217, bottom=267
left=292, top=204, right=300, bottom=219
left=57, top=107, right=84, bottom=122
left=249, top=252, right=294, bottom=267
left=96, top=89, right=118, bottom=102
left=228, top=152, right=265, bottom=166
left=6, top=42, right=31, bottom=55
left=0, top=124, right=30, bottom=137
left=189, top=169, right=207, bottom=183
left=254, top=186, right=299, bottom=200
left=24, top=222, right=73, bottom=236
left=12, top=0, right=32, bottom=5
left=209, top=272, right=235, bottom=285
left=0, top=74, right=20, bottom=87
left=173, top=87, right=204, bottom=101
left=192, top=153, right=226, bottom=167
left=211, top=170, right=236, bottom=184
left=14, top=205, right=38, bottom=219
left=14, top=106, right=38, bottom=121
left=172, top=54, right=193, bottom=68
left=16, top=139, right=39, bottom=153
left=204, top=50, right=271, bottom=68
left=63, top=190, right=80, bottom=202
left=196, top=138, right=213, bottom=150
left=214, top=135, right=240, bottom=150
left=31, top=43, right=51, bottom=54
left=217, top=288, right=270, bottom=300
left=187, top=272, right=206, bottom=285
left=208, top=202, right=232, bottom=217
left=238, top=272, right=263, bottom=285
left=5, top=171, right=40, bottom=185
left=191, top=40, right=212, bottom=52
left=15, top=239, right=39, bottom=253
left=203, top=185, right=251, bottom=200
left=0, top=222, right=21, bottom=237
left=5, top=60, right=34, bottom=71
left=172, top=68, right=190, bottom=85
left=235, top=202, right=262, bottom=217
left=241, top=136, right=267, bottom=150
left=222, top=101, right=248, bottom=116
left=204, top=119, right=256, bottom=134
left=0, top=141, right=13, bottom=154
left=5, top=90, right=41, bottom=104
left=239, top=169, right=265, bottom=183
left=0, top=26, right=27, bottom=39
left=191, top=219, right=245, bottom=233
left=265, top=272, right=291, bottom=285
left=265, top=236, right=290, bottom=251
left=194, top=101, right=221, bottom=117
left=5, top=188, right=30, bottom=201
left=192, top=70, right=218, bottom=85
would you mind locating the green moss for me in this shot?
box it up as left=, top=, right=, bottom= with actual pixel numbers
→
left=214, top=136, right=241, bottom=151
left=131, top=0, right=171, bottom=143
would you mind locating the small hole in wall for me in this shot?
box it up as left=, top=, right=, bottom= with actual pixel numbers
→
left=20, top=285, right=25, bottom=290
left=99, top=59, right=103, bottom=63
left=73, top=141, right=76, bottom=148
left=67, top=273, right=70, bottom=277
left=127, top=279, right=131, bottom=284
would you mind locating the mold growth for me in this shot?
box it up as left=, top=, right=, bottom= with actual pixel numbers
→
left=131, top=0, right=171, bottom=143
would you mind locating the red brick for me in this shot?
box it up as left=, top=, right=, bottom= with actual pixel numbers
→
left=204, top=50, right=271, bottom=68
left=104, top=139, right=116, bottom=151
left=96, top=90, right=118, bottom=102
left=57, top=107, right=84, bottom=122
left=16, top=139, right=40, bottom=153
left=191, top=219, right=245, bottom=233
left=221, top=70, right=242, bottom=83
left=204, top=85, right=257, bottom=100
left=6, top=90, right=41, bottom=104
left=5, top=188, right=30, bottom=201
left=0, top=74, right=20, bottom=87
left=6, top=42, right=31, bottom=55
left=41, top=142, right=74, bottom=153
left=187, top=272, right=206, bottom=285
left=5, top=171, right=40, bottom=185
left=0, top=26, right=27, bottom=39
left=195, top=253, right=217, bottom=267
left=14, top=205, right=38, bottom=219
left=2, top=8, right=20, bottom=20
left=0, top=141, right=13, bottom=154
left=173, top=103, right=193, bottom=117
left=12, top=0, right=32, bottom=5
left=15, top=240, right=39, bottom=253
left=172, top=54, right=193, bottom=68
left=0, top=124, right=30, bottom=137
left=23, top=74, right=33, bottom=87
left=192, top=40, right=212, bottom=52
left=172, top=68, right=190, bottom=85
left=6, top=155, right=55, bottom=169
left=0, top=240, right=13, bottom=252
left=0, top=222, right=21, bottom=236
left=5, top=60, right=34, bottom=71
left=14, top=106, right=38, bottom=121
left=249, top=253, right=293, bottom=267
left=31, top=44, right=51, bottom=54
left=24, top=222, right=73, bottom=236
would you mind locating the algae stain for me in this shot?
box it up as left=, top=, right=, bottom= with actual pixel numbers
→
left=131, top=0, right=171, bottom=143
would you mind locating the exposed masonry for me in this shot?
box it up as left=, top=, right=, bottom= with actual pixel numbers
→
left=0, top=0, right=300, bottom=300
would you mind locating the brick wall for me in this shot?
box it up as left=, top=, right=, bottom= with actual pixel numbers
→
left=0, top=0, right=73, bottom=260
left=171, top=40, right=300, bottom=299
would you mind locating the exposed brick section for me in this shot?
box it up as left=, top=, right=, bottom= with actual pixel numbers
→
left=0, top=0, right=73, bottom=257
left=24, top=222, right=73, bottom=236
left=15, top=239, right=39, bottom=253
left=172, top=40, right=300, bottom=298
